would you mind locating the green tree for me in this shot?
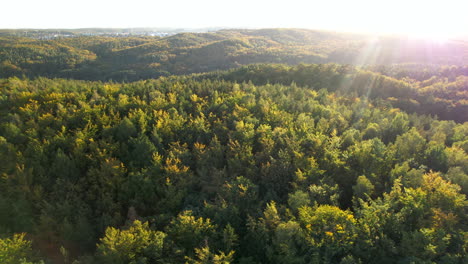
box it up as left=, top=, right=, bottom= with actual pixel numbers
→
left=299, top=205, right=357, bottom=262
left=185, top=246, right=234, bottom=264
left=353, top=175, right=374, bottom=200
left=96, top=220, right=166, bottom=264
left=165, top=211, right=217, bottom=257
left=0, top=233, right=43, bottom=264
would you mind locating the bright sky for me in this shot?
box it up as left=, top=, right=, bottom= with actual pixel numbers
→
left=2, top=0, right=467, bottom=37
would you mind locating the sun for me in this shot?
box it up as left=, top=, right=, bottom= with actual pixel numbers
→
left=378, top=1, right=467, bottom=41
left=393, top=16, right=460, bottom=43
left=326, top=0, right=468, bottom=41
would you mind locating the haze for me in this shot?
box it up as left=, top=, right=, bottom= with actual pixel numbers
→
left=2, top=0, right=468, bottom=38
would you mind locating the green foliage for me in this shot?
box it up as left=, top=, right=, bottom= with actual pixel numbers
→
left=96, top=220, right=166, bottom=264
left=0, top=233, right=43, bottom=264
left=0, top=62, right=466, bottom=263
left=165, top=211, right=217, bottom=257
left=297, top=205, right=358, bottom=262
left=353, top=176, right=375, bottom=200
left=185, top=246, right=234, bottom=264
left=288, top=190, right=311, bottom=212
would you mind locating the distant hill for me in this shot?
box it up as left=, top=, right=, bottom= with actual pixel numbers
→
left=1, top=28, right=467, bottom=81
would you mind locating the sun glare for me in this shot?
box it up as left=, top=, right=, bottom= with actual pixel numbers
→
left=291, top=0, right=468, bottom=40
left=386, top=14, right=461, bottom=43
left=324, top=0, right=467, bottom=40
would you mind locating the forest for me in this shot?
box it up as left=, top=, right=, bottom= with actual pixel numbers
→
left=1, top=29, right=467, bottom=81
left=0, top=29, right=467, bottom=264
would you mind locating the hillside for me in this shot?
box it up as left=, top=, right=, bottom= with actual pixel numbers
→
left=202, top=64, right=468, bottom=122
left=1, top=28, right=467, bottom=81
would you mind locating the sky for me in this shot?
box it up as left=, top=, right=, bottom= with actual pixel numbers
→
left=2, top=0, right=467, bottom=37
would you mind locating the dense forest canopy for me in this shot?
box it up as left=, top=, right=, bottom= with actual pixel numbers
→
left=0, top=28, right=467, bottom=264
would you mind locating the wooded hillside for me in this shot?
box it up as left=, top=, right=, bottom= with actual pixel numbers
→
left=1, top=29, right=467, bottom=81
